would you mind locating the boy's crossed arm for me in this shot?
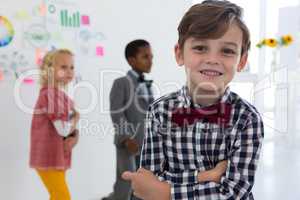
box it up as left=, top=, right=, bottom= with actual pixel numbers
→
left=122, top=160, right=228, bottom=200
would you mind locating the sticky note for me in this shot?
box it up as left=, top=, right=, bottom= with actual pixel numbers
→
left=81, top=15, right=90, bottom=25
left=96, top=46, right=104, bottom=57
left=39, top=3, right=47, bottom=16
left=23, top=78, right=34, bottom=84
left=0, top=70, right=4, bottom=81
left=15, top=10, right=30, bottom=20
left=36, top=49, right=46, bottom=66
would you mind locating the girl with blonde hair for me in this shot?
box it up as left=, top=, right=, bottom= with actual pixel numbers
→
left=30, top=49, right=79, bottom=200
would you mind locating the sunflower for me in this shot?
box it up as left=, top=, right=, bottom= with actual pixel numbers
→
left=281, top=34, right=293, bottom=46
left=256, top=34, right=293, bottom=49
left=264, top=38, right=278, bottom=48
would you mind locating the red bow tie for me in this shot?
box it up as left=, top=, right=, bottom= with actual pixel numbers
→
left=171, top=103, right=231, bottom=127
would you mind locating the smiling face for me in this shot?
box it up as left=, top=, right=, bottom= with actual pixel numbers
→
left=175, top=23, right=247, bottom=95
left=53, top=53, right=74, bottom=86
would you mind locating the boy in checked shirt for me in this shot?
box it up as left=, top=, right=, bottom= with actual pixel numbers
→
left=123, top=1, right=264, bottom=199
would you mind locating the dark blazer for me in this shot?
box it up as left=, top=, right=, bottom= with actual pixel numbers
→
left=107, top=70, right=154, bottom=200
left=110, top=70, right=153, bottom=151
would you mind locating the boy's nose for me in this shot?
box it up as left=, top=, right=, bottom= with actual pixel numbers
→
left=204, top=53, right=221, bottom=65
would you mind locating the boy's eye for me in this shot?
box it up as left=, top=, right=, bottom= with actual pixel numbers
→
left=193, top=45, right=207, bottom=52
left=144, top=54, right=152, bottom=60
left=222, top=48, right=236, bottom=55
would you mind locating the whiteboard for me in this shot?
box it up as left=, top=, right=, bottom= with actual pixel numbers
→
left=0, top=0, right=191, bottom=199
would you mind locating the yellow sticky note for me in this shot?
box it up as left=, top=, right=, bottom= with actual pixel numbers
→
left=15, top=10, right=30, bottom=20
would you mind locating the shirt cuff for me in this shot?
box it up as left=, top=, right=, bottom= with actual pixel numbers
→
left=53, top=120, right=72, bottom=137
left=163, top=170, right=198, bottom=184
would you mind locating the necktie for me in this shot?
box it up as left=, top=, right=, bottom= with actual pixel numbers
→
left=171, top=103, right=231, bottom=127
left=138, top=75, right=153, bottom=88
left=138, top=75, right=154, bottom=103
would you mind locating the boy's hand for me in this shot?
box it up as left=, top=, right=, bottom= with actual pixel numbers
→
left=123, top=138, right=139, bottom=155
left=64, top=130, right=79, bottom=153
left=122, top=168, right=170, bottom=200
left=198, top=160, right=228, bottom=183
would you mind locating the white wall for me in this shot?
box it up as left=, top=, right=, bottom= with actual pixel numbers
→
left=0, top=0, right=191, bottom=199
left=275, top=5, right=300, bottom=135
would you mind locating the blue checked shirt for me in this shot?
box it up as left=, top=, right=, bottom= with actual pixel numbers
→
left=140, top=86, right=264, bottom=200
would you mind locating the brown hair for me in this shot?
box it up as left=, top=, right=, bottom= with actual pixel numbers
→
left=40, top=49, right=73, bottom=86
left=177, top=0, right=250, bottom=55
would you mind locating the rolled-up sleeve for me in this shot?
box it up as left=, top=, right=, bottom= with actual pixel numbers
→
left=218, top=114, right=264, bottom=199
left=168, top=114, right=264, bottom=200
left=140, top=108, right=165, bottom=175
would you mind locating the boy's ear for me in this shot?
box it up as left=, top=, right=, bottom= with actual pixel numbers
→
left=237, top=53, right=248, bottom=72
left=127, top=57, right=136, bottom=67
left=174, top=43, right=184, bottom=66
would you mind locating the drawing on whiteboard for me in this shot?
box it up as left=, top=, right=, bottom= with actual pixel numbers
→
left=24, top=24, right=50, bottom=48
left=0, top=51, right=29, bottom=78
left=32, top=2, right=47, bottom=17
left=48, top=4, right=56, bottom=14
left=14, top=10, right=31, bottom=21
left=77, top=29, right=106, bottom=42
left=59, top=10, right=91, bottom=28
left=76, top=29, right=106, bottom=55
left=94, top=32, right=106, bottom=41
left=0, top=16, right=14, bottom=47
left=60, top=9, right=80, bottom=27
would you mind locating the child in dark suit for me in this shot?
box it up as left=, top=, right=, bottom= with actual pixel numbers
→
left=102, top=39, right=154, bottom=200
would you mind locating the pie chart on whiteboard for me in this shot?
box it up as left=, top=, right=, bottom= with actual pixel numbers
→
left=0, top=16, right=14, bottom=47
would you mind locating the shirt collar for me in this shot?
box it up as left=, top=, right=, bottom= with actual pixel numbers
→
left=128, top=69, right=143, bottom=79
left=180, top=85, right=232, bottom=108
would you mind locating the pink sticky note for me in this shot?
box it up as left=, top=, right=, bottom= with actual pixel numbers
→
left=37, top=58, right=43, bottom=66
left=0, top=70, right=4, bottom=81
left=96, top=46, right=104, bottom=57
left=36, top=49, right=46, bottom=66
left=23, top=78, right=34, bottom=84
left=39, top=3, right=47, bottom=16
left=81, top=15, right=90, bottom=25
